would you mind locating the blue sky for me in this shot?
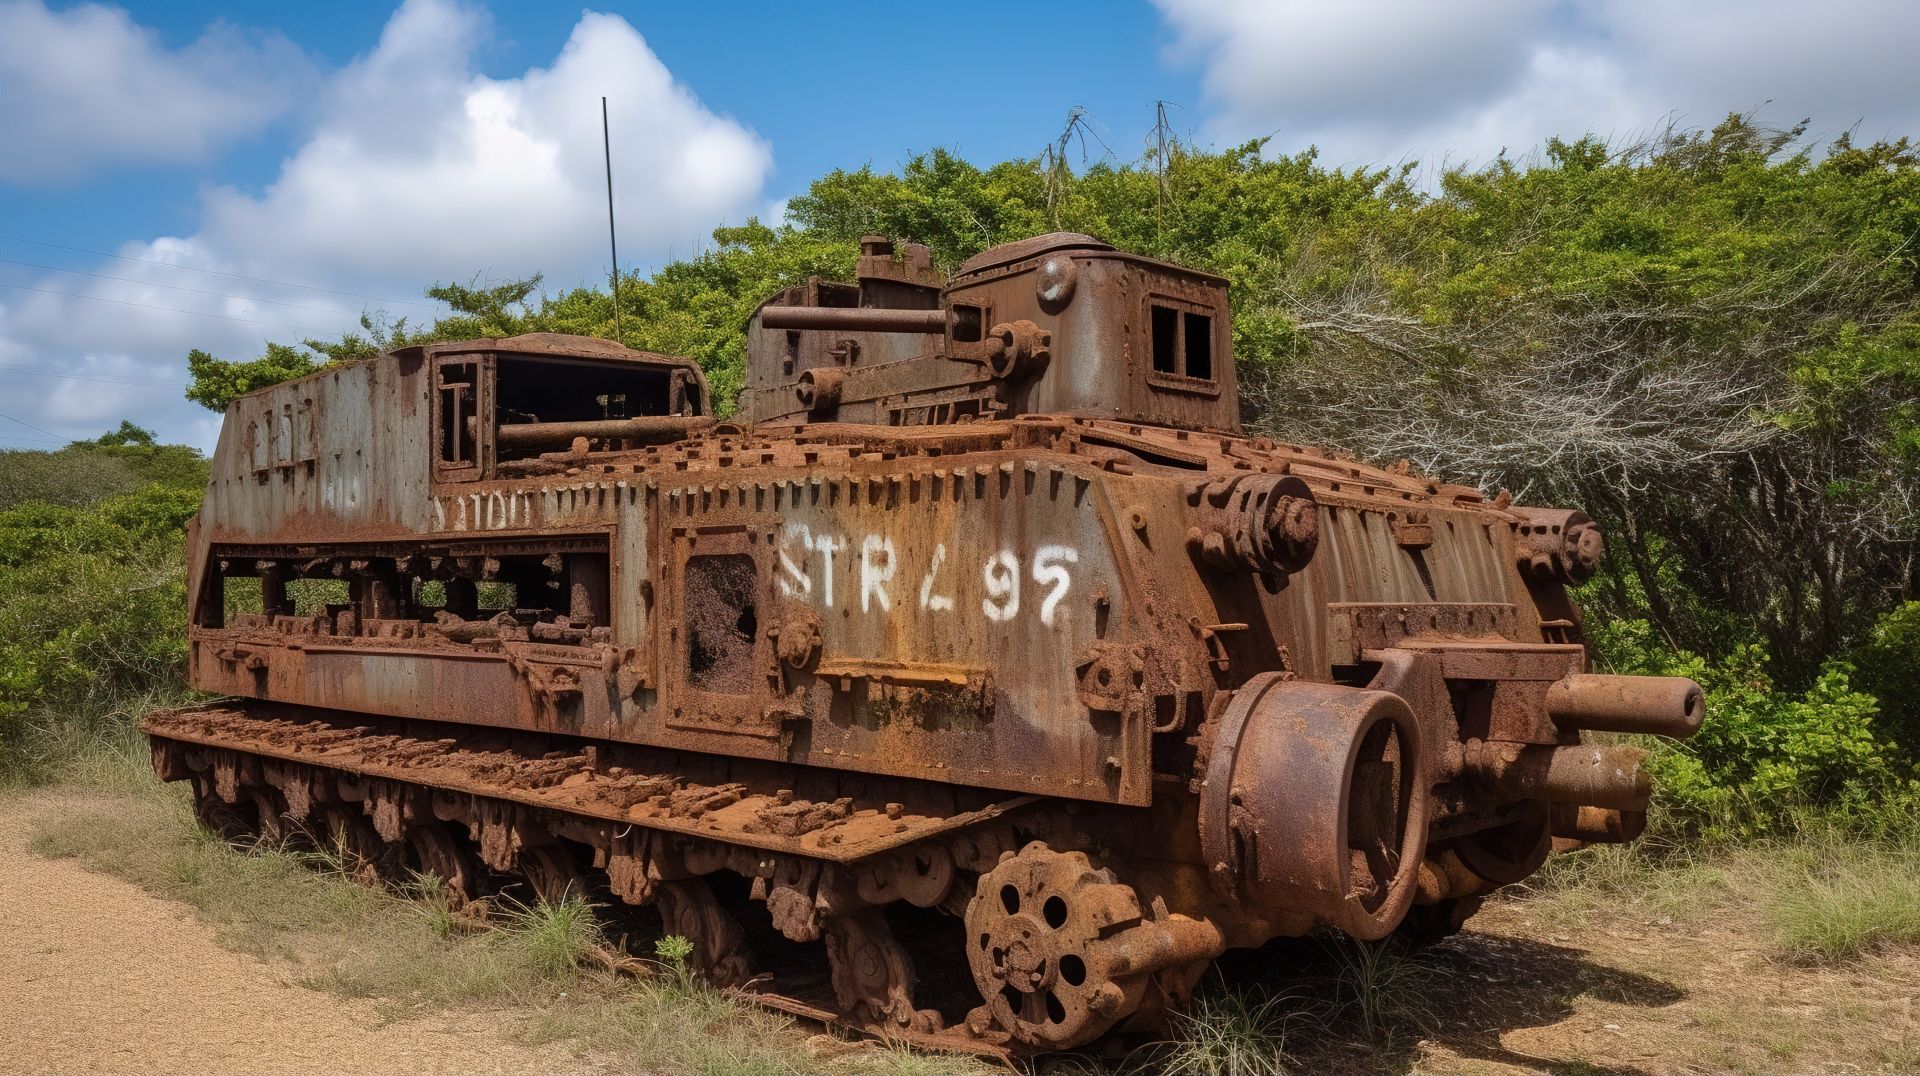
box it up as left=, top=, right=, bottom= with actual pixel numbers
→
left=4, top=0, right=1918, bottom=451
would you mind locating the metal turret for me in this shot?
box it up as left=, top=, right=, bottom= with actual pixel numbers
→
left=744, top=233, right=1239, bottom=432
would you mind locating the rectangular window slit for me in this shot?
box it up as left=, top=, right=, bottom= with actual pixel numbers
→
left=1151, top=304, right=1179, bottom=374
left=952, top=304, right=984, bottom=344
left=1184, top=312, right=1213, bottom=380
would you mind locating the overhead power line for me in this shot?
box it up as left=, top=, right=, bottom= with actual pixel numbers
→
left=1, top=257, right=367, bottom=317
left=0, top=363, right=182, bottom=388
left=0, top=235, right=442, bottom=310
left=0, top=283, right=343, bottom=335
left=0, top=410, right=64, bottom=440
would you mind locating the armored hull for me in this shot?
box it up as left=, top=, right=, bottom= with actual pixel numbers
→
left=144, top=234, right=1701, bottom=1052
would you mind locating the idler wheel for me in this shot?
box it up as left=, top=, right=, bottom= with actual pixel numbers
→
left=191, top=778, right=260, bottom=846
left=963, top=843, right=1223, bottom=1051
left=400, top=821, right=483, bottom=906
left=1453, top=802, right=1553, bottom=886
left=320, top=806, right=395, bottom=887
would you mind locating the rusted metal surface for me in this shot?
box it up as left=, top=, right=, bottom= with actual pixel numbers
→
left=1546, top=672, right=1705, bottom=737
left=145, top=231, right=1707, bottom=1054
left=494, top=415, right=714, bottom=449
left=1197, top=675, right=1428, bottom=941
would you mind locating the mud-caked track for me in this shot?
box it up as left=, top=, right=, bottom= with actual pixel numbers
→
left=147, top=232, right=1707, bottom=1054
left=145, top=703, right=1221, bottom=1052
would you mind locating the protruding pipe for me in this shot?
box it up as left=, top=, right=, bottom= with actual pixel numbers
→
left=495, top=415, right=712, bottom=448
left=1547, top=673, right=1705, bottom=739
left=1551, top=805, right=1647, bottom=844
left=1414, top=850, right=1486, bottom=905
left=1463, top=741, right=1652, bottom=812
left=796, top=367, right=843, bottom=413
left=757, top=305, right=948, bottom=334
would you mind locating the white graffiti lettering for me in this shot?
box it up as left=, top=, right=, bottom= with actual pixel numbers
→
left=1032, top=545, right=1079, bottom=627
left=860, top=534, right=895, bottom=614
left=918, top=543, right=954, bottom=612
left=776, top=526, right=1080, bottom=629
left=428, top=491, right=536, bottom=532
left=777, top=522, right=813, bottom=598
left=982, top=551, right=1020, bottom=622
left=814, top=533, right=844, bottom=607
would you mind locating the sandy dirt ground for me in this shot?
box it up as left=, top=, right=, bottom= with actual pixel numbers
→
left=5, top=785, right=1916, bottom=1076
left=0, top=795, right=607, bottom=1076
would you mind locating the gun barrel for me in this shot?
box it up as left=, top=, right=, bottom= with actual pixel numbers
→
left=1546, top=674, right=1704, bottom=738
left=495, top=415, right=712, bottom=449
left=757, top=306, right=948, bottom=334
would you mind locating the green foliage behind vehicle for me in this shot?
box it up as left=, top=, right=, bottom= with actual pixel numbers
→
left=0, top=428, right=205, bottom=780
left=1591, top=617, right=1917, bottom=836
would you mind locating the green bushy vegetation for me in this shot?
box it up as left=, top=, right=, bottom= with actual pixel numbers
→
left=0, top=424, right=206, bottom=780
left=1588, top=616, right=1920, bottom=835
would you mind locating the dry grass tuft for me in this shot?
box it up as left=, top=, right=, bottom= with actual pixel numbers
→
left=1148, top=984, right=1300, bottom=1076
left=1764, top=840, right=1920, bottom=963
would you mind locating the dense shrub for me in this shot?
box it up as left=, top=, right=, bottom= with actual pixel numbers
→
left=1853, top=601, right=1920, bottom=749
left=1590, top=618, right=1915, bottom=835
left=0, top=443, right=203, bottom=779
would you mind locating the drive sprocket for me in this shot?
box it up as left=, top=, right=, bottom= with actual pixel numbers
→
left=963, top=842, right=1221, bottom=1051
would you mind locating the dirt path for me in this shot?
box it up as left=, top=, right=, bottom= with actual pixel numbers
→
left=0, top=794, right=608, bottom=1076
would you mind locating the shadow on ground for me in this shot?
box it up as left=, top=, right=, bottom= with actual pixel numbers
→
left=1211, top=926, right=1687, bottom=1075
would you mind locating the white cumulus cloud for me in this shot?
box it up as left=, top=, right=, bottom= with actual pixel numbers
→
left=191, top=3, right=771, bottom=283
left=1154, top=0, right=1920, bottom=171
left=0, top=0, right=774, bottom=450
left=0, top=0, right=320, bottom=184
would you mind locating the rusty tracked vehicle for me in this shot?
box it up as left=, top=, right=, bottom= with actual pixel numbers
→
left=143, top=233, right=1704, bottom=1053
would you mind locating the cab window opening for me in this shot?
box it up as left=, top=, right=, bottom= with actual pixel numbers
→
left=952, top=304, right=984, bottom=344
left=492, top=355, right=688, bottom=464
left=1184, top=312, right=1213, bottom=380
left=436, top=361, right=478, bottom=466
left=1151, top=305, right=1179, bottom=374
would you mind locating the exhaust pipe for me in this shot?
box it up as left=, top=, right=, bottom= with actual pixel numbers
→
left=1463, top=741, right=1652, bottom=812
left=1546, top=673, right=1704, bottom=739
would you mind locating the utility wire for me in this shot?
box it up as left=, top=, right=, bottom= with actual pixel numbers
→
left=0, top=364, right=182, bottom=388
left=0, top=235, right=442, bottom=309
left=0, top=410, right=64, bottom=440
left=0, top=283, right=343, bottom=335
left=1, top=257, right=368, bottom=317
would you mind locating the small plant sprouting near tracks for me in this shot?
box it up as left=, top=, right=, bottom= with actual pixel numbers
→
left=653, top=933, right=699, bottom=993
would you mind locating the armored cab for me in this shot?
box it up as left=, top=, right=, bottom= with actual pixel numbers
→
left=144, top=233, right=1702, bottom=1054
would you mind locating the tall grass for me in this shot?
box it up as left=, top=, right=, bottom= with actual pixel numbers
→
left=1764, top=838, right=1920, bottom=963
left=1525, top=802, right=1920, bottom=964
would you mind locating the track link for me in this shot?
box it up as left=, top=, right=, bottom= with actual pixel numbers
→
left=142, top=700, right=1082, bottom=1055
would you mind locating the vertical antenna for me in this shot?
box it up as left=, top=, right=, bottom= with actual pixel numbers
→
left=602, top=96, right=624, bottom=342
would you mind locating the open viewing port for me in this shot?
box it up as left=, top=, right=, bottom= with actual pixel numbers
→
left=435, top=352, right=705, bottom=480
left=200, top=538, right=613, bottom=649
